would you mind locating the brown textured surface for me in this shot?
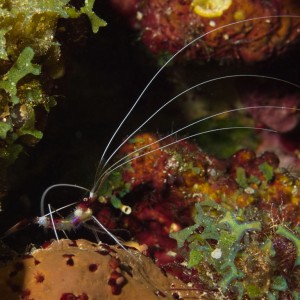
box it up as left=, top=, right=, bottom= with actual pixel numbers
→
left=0, top=239, right=202, bottom=300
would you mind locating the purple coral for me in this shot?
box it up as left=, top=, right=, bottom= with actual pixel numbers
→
left=240, top=82, right=300, bottom=132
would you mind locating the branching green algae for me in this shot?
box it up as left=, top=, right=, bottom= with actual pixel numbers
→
left=0, top=0, right=106, bottom=196
left=170, top=200, right=300, bottom=299
left=0, top=47, right=41, bottom=104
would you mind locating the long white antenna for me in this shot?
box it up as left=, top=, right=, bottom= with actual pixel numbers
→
left=42, top=202, right=78, bottom=217
left=92, top=216, right=133, bottom=254
left=97, top=15, right=300, bottom=173
left=95, top=75, right=300, bottom=177
left=48, top=204, right=59, bottom=241
left=94, top=126, right=277, bottom=194
left=40, top=183, right=90, bottom=216
left=93, top=105, right=299, bottom=192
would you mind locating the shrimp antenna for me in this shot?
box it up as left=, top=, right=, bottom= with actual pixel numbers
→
left=41, top=202, right=79, bottom=217
left=96, top=14, right=300, bottom=175
left=92, top=105, right=300, bottom=192
left=92, top=216, right=169, bottom=294
left=94, top=74, right=300, bottom=183
left=91, top=216, right=133, bottom=255
left=40, top=183, right=90, bottom=216
left=94, top=126, right=277, bottom=193
left=48, top=204, right=59, bottom=241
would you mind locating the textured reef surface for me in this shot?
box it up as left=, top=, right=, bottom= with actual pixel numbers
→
left=92, top=133, right=300, bottom=299
left=111, top=0, right=300, bottom=63
left=2, top=134, right=300, bottom=299
left=0, top=239, right=202, bottom=299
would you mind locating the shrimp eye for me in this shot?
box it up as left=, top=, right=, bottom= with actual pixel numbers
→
left=121, top=205, right=132, bottom=215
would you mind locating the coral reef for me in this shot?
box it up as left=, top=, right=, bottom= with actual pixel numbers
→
left=237, top=80, right=300, bottom=172
left=91, top=133, right=300, bottom=298
left=170, top=201, right=300, bottom=299
left=240, top=81, right=300, bottom=133
left=0, top=239, right=202, bottom=300
left=98, top=133, right=300, bottom=227
left=109, top=0, right=300, bottom=174
left=0, top=0, right=106, bottom=198
left=256, top=131, right=300, bottom=174
left=2, top=131, right=299, bottom=298
left=110, top=0, right=300, bottom=63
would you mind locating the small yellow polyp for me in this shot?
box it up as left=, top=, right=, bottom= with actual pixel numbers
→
left=234, top=10, right=246, bottom=21
left=192, top=0, right=232, bottom=18
left=121, top=204, right=132, bottom=215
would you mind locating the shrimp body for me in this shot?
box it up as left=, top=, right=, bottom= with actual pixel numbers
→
left=36, top=201, right=94, bottom=231
left=36, top=132, right=216, bottom=230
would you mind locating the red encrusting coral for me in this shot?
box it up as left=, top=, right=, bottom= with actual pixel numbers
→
left=2, top=132, right=299, bottom=298
left=110, top=0, right=300, bottom=63
left=237, top=80, right=300, bottom=171
left=95, top=133, right=300, bottom=285
left=240, top=81, right=300, bottom=133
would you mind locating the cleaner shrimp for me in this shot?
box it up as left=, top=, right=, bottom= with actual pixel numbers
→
left=4, top=12, right=300, bottom=299
left=34, top=14, right=300, bottom=238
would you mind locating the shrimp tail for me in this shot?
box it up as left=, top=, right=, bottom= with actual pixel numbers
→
left=1, top=218, right=31, bottom=239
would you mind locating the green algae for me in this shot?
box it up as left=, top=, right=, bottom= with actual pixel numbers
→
left=0, top=121, right=10, bottom=139
left=171, top=201, right=262, bottom=292
left=170, top=224, right=199, bottom=248
left=218, top=210, right=261, bottom=242
left=0, top=47, right=47, bottom=176
left=96, top=167, right=132, bottom=211
left=235, top=167, right=248, bottom=189
left=170, top=200, right=300, bottom=299
left=235, top=167, right=261, bottom=189
left=66, top=0, right=107, bottom=33
left=217, top=210, right=262, bottom=292
left=0, top=0, right=106, bottom=60
left=0, top=47, right=41, bottom=104
left=110, top=195, right=122, bottom=210
left=276, top=225, right=300, bottom=267
left=0, top=0, right=106, bottom=198
left=259, top=162, right=274, bottom=182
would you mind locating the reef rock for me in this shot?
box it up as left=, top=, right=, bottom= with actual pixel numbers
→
left=0, top=239, right=202, bottom=300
